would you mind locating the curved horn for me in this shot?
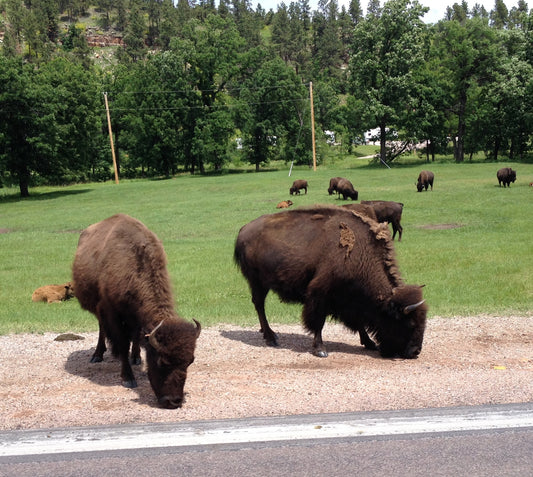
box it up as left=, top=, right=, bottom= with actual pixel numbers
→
left=148, top=319, right=165, bottom=350
left=403, top=300, right=425, bottom=314
left=193, top=319, right=201, bottom=337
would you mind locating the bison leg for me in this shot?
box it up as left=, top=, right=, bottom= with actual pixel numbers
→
left=302, top=297, right=328, bottom=357
left=90, top=325, right=107, bottom=363
left=251, top=286, right=278, bottom=347
left=392, top=222, right=403, bottom=241
left=130, top=333, right=141, bottom=366
left=357, top=326, right=377, bottom=350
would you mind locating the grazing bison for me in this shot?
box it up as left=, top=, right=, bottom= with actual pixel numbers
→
left=72, top=214, right=201, bottom=409
left=234, top=206, right=427, bottom=358
left=336, top=178, right=358, bottom=200
left=276, top=200, right=293, bottom=209
left=290, top=179, right=308, bottom=195
left=328, top=177, right=343, bottom=195
left=341, top=203, right=378, bottom=222
left=361, top=200, right=404, bottom=241
left=416, top=170, right=434, bottom=192
left=497, top=168, right=516, bottom=187
left=32, top=282, right=75, bottom=303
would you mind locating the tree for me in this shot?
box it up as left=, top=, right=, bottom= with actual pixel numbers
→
left=431, top=17, right=499, bottom=161
left=349, top=0, right=429, bottom=164
left=238, top=56, right=310, bottom=171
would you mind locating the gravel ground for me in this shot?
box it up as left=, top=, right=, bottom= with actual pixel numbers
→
left=0, top=315, right=532, bottom=431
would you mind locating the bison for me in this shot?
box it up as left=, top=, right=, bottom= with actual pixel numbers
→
left=361, top=200, right=404, bottom=241
left=336, top=178, right=358, bottom=200
left=72, top=214, right=201, bottom=409
left=276, top=200, right=293, bottom=209
left=234, top=206, right=427, bottom=359
left=290, top=179, right=308, bottom=195
left=497, top=167, right=516, bottom=187
left=416, top=170, right=434, bottom=192
left=327, top=177, right=343, bottom=195
left=32, top=282, right=75, bottom=303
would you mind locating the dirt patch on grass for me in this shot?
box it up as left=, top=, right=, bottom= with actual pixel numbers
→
left=418, top=223, right=464, bottom=230
left=0, top=315, right=531, bottom=431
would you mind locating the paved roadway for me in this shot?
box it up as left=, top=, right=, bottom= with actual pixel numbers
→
left=1, top=403, right=532, bottom=476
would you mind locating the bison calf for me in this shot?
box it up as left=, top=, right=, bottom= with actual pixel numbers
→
left=416, top=170, right=434, bottom=192
left=32, top=282, right=75, bottom=303
left=497, top=167, right=516, bottom=187
left=234, top=206, right=427, bottom=359
left=276, top=200, right=293, bottom=209
left=72, top=214, right=201, bottom=409
left=289, top=179, right=308, bottom=195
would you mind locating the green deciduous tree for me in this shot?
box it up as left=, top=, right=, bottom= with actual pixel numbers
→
left=349, top=0, right=429, bottom=164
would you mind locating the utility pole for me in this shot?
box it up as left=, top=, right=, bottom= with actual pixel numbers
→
left=104, top=92, right=119, bottom=184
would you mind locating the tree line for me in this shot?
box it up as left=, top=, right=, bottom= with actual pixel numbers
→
left=1, top=0, right=532, bottom=196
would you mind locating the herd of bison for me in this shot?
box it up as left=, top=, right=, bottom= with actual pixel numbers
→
left=32, top=166, right=519, bottom=409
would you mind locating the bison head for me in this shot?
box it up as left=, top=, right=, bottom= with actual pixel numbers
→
left=144, top=318, right=201, bottom=409
left=377, top=285, right=427, bottom=359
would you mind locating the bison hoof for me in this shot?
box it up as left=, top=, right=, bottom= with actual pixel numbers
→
left=266, top=338, right=279, bottom=348
left=314, top=349, right=328, bottom=358
left=122, top=379, right=138, bottom=389
left=363, top=340, right=378, bottom=351
left=90, top=356, right=103, bottom=363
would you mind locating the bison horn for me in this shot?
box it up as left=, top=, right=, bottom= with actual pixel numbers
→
left=403, top=300, right=425, bottom=314
left=147, top=319, right=165, bottom=350
left=193, top=319, right=202, bottom=337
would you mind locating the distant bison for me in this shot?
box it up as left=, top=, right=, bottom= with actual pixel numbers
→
left=497, top=168, right=516, bottom=187
left=327, top=177, right=343, bottom=195
left=32, top=282, right=75, bottom=303
left=290, top=179, right=308, bottom=195
left=276, top=200, right=293, bottom=209
left=341, top=203, right=378, bottom=222
left=416, top=170, right=434, bottom=192
left=72, top=214, right=201, bottom=409
left=361, top=200, right=404, bottom=241
left=336, top=178, right=358, bottom=200
left=234, top=206, right=427, bottom=359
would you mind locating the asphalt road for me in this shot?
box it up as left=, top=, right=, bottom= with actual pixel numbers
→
left=1, top=403, right=532, bottom=476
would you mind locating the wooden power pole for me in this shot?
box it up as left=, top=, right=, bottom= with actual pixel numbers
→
left=104, top=92, right=119, bottom=184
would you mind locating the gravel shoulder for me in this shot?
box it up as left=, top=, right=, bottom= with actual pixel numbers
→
left=0, top=315, right=532, bottom=431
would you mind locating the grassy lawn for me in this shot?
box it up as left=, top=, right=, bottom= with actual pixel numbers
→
left=0, top=157, right=531, bottom=334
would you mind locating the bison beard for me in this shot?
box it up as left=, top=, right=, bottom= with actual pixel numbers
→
left=72, top=214, right=200, bottom=409
left=234, top=206, right=427, bottom=359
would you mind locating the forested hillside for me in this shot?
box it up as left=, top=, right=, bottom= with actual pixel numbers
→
left=1, top=0, right=532, bottom=196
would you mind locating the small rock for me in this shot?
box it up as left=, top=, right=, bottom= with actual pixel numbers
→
left=54, top=333, right=85, bottom=342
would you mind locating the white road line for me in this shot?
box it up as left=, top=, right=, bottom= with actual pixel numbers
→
left=1, top=406, right=532, bottom=457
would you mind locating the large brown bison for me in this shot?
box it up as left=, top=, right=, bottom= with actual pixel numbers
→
left=72, top=214, right=201, bottom=409
left=361, top=200, right=404, bottom=241
left=497, top=167, right=516, bottom=187
left=336, top=178, right=358, bottom=200
left=416, top=170, right=434, bottom=192
left=290, top=179, right=308, bottom=195
left=327, top=177, right=343, bottom=195
left=234, top=206, right=427, bottom=358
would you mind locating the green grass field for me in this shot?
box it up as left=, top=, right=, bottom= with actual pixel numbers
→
left=1, top=157, right=532, bottom=335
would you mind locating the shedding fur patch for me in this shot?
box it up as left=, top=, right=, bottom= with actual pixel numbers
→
left=339, top=222, right=355, bottom=258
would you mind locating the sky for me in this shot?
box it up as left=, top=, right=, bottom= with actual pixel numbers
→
left=255, top=1, right=522, bottom=24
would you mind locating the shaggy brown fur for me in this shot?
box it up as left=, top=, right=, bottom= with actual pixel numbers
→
left=341, top=203, right=378, bottom=222
left=72, top=214, right=200, bottom=409
left=234, top=206, right=426, bottom=359
left=32, top=283, right=74, bottom=303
